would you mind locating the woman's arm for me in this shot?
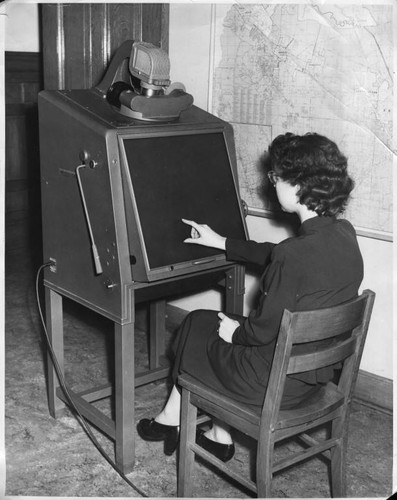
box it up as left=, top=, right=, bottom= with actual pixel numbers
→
left=226, top=238, right=275, bottom=268
left=182, top=218, right=275, bottom=268
left=232, top=247, right=299, bottom=346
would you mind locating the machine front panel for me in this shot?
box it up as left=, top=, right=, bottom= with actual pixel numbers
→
left=119, top=129, right=247, bottom=281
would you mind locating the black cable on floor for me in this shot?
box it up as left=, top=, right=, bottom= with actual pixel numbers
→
left=35, top=262, right=149, bottom=498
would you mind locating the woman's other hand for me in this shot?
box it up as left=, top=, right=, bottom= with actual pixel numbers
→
left=182, top=219, right=226, bottom=250
left=217, top=312, right=239, bottom=343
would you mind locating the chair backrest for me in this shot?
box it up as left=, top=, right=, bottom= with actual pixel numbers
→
left=260, top=289, right=375, bottom=430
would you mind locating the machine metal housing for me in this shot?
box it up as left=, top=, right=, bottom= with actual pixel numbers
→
left=39, top=88, right=248, bottom=324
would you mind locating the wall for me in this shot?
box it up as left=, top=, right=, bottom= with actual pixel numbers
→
left=169, top=3, right=394, bottom=382
left=4, top=2, right=40, bottom=52
left=3, top=2, right=394, bottom=382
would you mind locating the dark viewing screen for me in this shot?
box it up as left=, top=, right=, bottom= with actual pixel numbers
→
left=123, top=132, right=246, bottom=270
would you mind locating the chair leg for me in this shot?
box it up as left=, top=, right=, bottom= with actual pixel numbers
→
left=330, top=417, right=347, bottom=497
left=256, top=435, right=274, bottom=497
left=177, top=387, right=197, bottom=497
left=330, top=442, right=346, bottom=497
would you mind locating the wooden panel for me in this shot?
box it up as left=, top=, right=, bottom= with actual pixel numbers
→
left=41, top=3, right=169, bottom=90
left=6, top=82, right=41, bottom=105
left=5, top=51, right=42, bottom=104
left=41, top=4, right=65, bottom=90
left=6, top=115, right=29, bottom=182
left=5, top=52, right=42, bottom=185
left=5, top=108, right=40, bottom=182
left=5, top=52, right=42, bottom=83
left=62, top=4, right=90, bottom=89
left=142, top=3, right=169, bottom=51
left=107, top=3, right=143, bottom=57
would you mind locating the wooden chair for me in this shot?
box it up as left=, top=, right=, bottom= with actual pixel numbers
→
left=177, top=289, right=375, bottom=497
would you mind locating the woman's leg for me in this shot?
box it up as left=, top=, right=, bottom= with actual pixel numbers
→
left=140, top=309, right=236, bottom=456
left=155, top=385, right=181, bottom=426
left=154, top=385, right=233, bottom=445
left=205, top=419, right=233, bottom=445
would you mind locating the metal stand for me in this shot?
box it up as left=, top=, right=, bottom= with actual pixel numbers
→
left=44, top=264, right=244, bottom=474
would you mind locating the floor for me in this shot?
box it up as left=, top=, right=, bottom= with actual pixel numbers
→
left=3, top=211, right=394, bottom=498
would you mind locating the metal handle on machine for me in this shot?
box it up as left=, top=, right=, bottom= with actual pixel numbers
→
left=75, top=164, right=103, bottom=275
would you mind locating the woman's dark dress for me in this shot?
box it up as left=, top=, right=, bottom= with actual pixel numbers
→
left=171, top=216, right=364, bottom=408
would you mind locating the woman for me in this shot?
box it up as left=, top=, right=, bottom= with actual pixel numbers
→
left=137, top=132, right=364, bottom=461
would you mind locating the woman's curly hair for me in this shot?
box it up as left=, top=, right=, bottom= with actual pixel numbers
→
left=268, top=132, right=354, bottom=216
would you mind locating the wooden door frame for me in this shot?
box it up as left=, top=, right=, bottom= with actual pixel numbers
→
left=41, top=3, right=169, bottom=90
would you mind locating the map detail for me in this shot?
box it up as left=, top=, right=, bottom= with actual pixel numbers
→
left=232, top=123, right=272, bottom=210
left=211, top=3, right=393, bottom=235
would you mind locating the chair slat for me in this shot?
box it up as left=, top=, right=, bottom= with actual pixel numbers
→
left=287, top=336, right=357, bottom=374
left=272, top=437, right=340, bottom=473
left=191, top=443, right=257, bottom=494
left=290, top=298, right=366, bottom=343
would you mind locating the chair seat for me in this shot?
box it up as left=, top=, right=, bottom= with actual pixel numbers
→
left=277, top=382, right=344, bottom=429
left=179, top=373, right=345, bottom=441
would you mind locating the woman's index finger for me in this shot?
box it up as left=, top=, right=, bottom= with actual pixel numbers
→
left=182, top=218, right=198, bottom=229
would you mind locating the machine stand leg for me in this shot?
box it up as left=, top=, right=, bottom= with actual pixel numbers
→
left=114, top=322, right=135, bottom=474
left=45, top=287, right=65, bottom=418
left=149, top=299, right=166, bottom=369
left=225, top=264, right=245, bottom=315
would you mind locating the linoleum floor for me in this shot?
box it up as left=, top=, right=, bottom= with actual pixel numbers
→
left=3, top=214, right=394, bottom=498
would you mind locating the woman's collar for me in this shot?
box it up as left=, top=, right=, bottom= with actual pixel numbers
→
left=299, top=215, right=336, bottom=234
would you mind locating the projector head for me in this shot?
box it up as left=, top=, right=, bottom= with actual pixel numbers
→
left=129, top=41, right=171, bottom=95
left=99, top=39, right=193, bottom=121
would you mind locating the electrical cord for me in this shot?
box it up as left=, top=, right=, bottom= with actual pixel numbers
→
left=36, top=262, right=148, bottom=497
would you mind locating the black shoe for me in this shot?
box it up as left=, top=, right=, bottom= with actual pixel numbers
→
left=137, top=418, right=179, bottom=456
left=196, top=428, right=235, bottom=462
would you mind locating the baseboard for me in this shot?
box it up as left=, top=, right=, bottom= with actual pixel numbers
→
left=354, top=369, right=393, bottom=413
